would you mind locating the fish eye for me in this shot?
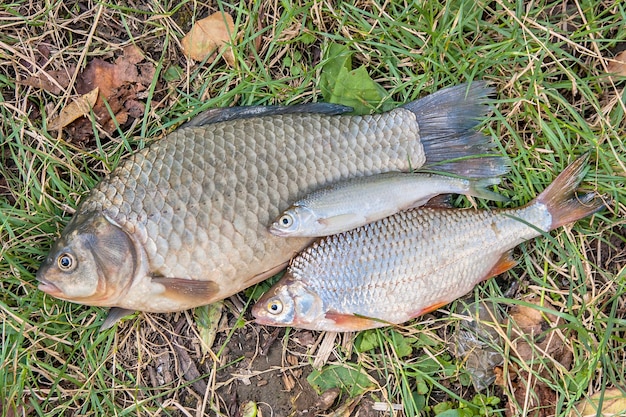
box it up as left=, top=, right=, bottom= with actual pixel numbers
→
left=279, top=214, right=293, bottom=228
left=57, top=253, right=76, bottom=271
left=267, top=299, right=283, bottom=315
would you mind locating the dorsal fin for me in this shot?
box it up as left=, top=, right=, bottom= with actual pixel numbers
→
left=180, top=103, right=353, bottom=128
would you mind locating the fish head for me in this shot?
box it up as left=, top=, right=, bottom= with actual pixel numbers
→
left=36, top=212, right=137, bottom=306
left=252, top=274, right=325, bottom=327
left=268, top=205, right=318, bottom=237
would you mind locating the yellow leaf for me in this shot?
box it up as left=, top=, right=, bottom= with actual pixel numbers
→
left=47, top=87, right=99, bottom=131
left=572, top=388, right=626, bottom=417
left=181, top=12, right=236, bottom=66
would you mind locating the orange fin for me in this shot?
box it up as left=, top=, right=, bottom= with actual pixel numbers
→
left=153, top=277, right=219, bottom=302
left=534, top=153, right=605, bottom=230
left=411, top=301, right=450, bottom=319
left=481, top=251, right=517, bottom=282
left=324, top=311, right=387, bottom=331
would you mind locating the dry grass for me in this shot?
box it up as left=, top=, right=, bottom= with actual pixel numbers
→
left=1, top=0, right=625, bottom=416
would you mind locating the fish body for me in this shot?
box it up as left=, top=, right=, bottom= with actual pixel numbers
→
left=252, top=155, right=604, bottom=331
left=36, top=83, right=509, bottom=314
left=269, top=172, right=507, bottom=237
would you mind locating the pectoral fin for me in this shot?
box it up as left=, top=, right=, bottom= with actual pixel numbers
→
left=100, top=307, right=136, bottom=331
left=319, top=213, right=364, bottom=233
left=324, top=311, right=388, bottom=331
left=152, top=277, right=220, bottom=302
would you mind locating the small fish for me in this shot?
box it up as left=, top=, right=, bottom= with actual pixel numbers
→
left=252, top=154, right=604, bottom=331
left=35, top=82, right=509, bottom=325
left=268, top=172, right=508, bottom=237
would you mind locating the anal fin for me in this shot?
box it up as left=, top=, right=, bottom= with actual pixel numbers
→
left=411, top=301, right=450, bottom=319
left=481, top=251, right=517, bottom=282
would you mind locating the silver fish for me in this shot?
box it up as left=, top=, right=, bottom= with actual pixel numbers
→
left=269, top=172, right=508, bottom=237
left=36, top=82, right=509, bottom=323
left=253, top=154, right=603, bottom=331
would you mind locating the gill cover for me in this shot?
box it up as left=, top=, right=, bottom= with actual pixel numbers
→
left=36, top=212, right=137, bottom=305
left=269, top=205, right=318, bottom=237
left=252, top=277, right=325, bottom=327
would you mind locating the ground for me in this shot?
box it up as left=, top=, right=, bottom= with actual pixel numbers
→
left=1, top=1, right=625, bottom=416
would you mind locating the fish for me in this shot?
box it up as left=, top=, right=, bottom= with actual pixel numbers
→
left=35, top=82, right=510, bottom=324
left=268, top=172, right=508, bottom=237
left=252, top=154, right=604, bottom=332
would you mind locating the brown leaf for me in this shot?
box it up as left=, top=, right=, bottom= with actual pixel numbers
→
left=607, top=50, right=626, bottom=77
left=573, top=388, right=626, bottom=417
left=123, top=44, right=145, bottom=65
left=125, top=99, right=145, bottom=119
left=68, top=47, right=156, bottom=141
left=20, top=68, right=73, bottom=95
left=315, top=388, right=341, bottom=411
left=502, top=296, right=574, bottom=417
left=47, top=87, right=99, bottom=131
left=508, top=297, right=570, bottom=365
left=282, top=373, right=295, bottom=392
left=181, top=12, right=236, bottom=66
left=173, top=344, right=208, bottom=395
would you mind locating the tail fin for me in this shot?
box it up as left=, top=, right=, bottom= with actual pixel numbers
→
left=404, top=82, right=510, bottom=178
left=466, top=178, right=510, bottom=202
left=535, top=153, right=605, bottom=230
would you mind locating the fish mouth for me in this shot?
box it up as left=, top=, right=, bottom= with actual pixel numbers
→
left=251, top=304, right=279, bottom=326
left=36, top=277, right=63, bottom=297
left=253, top=315, right=286, bottom=327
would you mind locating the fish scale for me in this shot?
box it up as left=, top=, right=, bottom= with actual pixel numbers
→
left=37, top=83, right=510, bottom=319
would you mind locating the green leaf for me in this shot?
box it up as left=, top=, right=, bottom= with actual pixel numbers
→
left=163, top=65, right=183, bottom=82
left=240, top=401, right=258, bottom=417
left=318, top=43, right=387, bottom=114
left=319, top=43, right=353, bottom=101
left=435, top=410, right=461, bottom=417
left=195, top=302, right=223, bottom=353
left=415, top=378, right=429, bottom=395
left=355, top=330, right=379, bottom=352
left=307, top=364, right=375, bottom=397
left=298, top=32, right=316, bottom=44
left=389, top=330, right=413, bottom=358
left=327, top=66, right=387, bottom=114
left=432, top=401, right=453, bottom=414
left=412, top=392, right=426, bottom=410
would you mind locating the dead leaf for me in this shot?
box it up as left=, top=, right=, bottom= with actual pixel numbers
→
left=606, top=50, right=626, bottom=77
left=315, top=388, right=341, bottom=411
left=282, top=373, right=295, bottom=392
left=181, top=12, right=236, bottom=66
left=20, top=67, right=74, bottom=95
left=173, top=344, right=208, bottom=395
left=123, top=44, right=145, bottom=65
left=573, top=388, right=626, bottom=417
left=66, top=46, right=156, bottom=142
left=47, top=87, right=99, bottom=131
left=508, top=297, right=571, bottom=365
left=499, top=296, right=574, bottom=417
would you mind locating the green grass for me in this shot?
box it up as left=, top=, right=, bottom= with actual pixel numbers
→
left=1, top=0, right=625, bottom=416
